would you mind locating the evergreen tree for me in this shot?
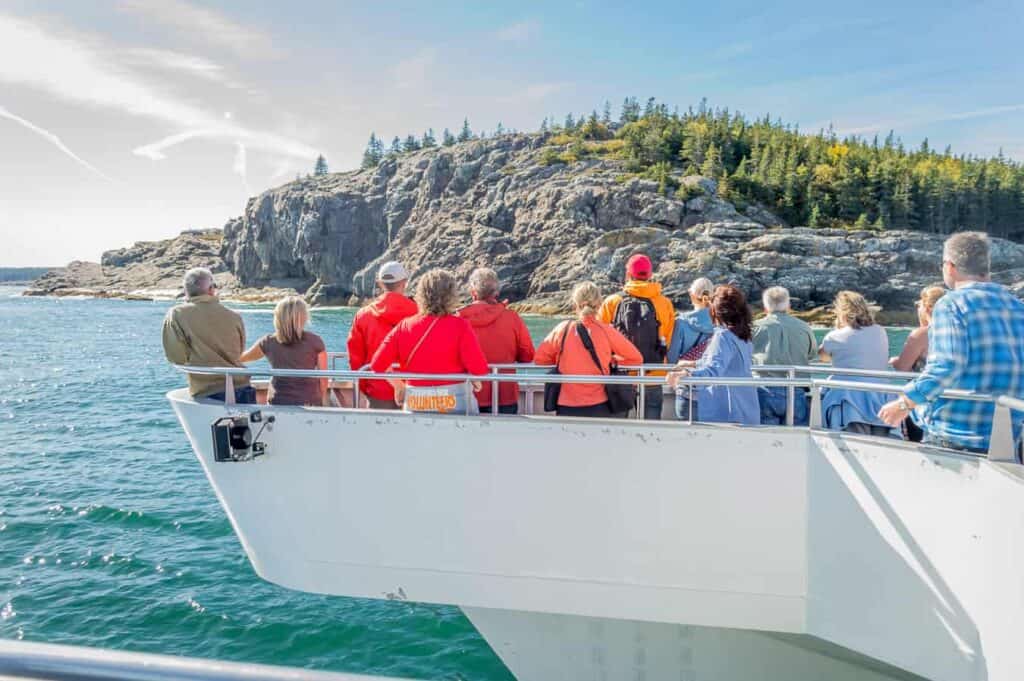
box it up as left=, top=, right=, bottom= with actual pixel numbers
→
left=389, top=136, right=403, bottom=155
left=403, top=134, right=421, bottom=152
left=540, top=117, right=549, bottom=134
left=442, top=128, right=456, bottom=146
left=422, top=129, right=437, bottom=148
left=458, top=118, right=473, bottom=142
left=808, top=203, right=822, bottom=227
left=643, top=97, right=657, bottom=117
left=360, top=134, right=382, bottom=169
left=564, top=112, right=575, bottom=130
left=495, top=121, right=504, bottom=136
left=602, top=100, right=613, bottom=125
left=314, top=154, right=328, bottom=175
left=700, top=143, right=723, bottom=179
left=620, top=97, right=641, bottom=124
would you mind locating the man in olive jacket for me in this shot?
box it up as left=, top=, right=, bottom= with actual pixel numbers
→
left=162, top=267, right=253, bottom=402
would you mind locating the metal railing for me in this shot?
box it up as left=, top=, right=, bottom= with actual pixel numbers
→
left=0, top=639, right=409, bottom=681
left=175, top=363, right=1024, bottom=463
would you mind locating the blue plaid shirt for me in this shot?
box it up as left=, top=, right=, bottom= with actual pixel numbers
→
left=904, top=282, right=1024, bottom=451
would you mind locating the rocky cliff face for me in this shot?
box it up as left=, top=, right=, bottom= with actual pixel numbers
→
left=222, top=133, right=1024, bottom=319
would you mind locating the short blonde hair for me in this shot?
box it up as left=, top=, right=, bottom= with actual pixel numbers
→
left=415, top=268, right=459, bottom=316
left=571, top=281, right=602, bottom=318
left=833, top=290, right=874, bottom=329
left=920, top=285, right=945, bottom=312
left=273, top=296, right=309, bottom=345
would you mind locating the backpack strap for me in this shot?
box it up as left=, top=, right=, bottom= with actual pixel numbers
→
left=576, top=323, right=608, bottom=375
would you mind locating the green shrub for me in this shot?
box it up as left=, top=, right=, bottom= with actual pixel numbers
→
left=675, top=183, right=705, bottom=202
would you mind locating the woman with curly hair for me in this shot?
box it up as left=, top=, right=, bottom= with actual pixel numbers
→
left=370, top=268, right=489, bottom=414
left=818, top=290, right=895, bottom=436
left=667, top=284, right=759, bottom=424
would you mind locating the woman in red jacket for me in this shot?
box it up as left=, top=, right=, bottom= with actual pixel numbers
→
left=457, top=267, right=535, bottom=414
left=371, top=269, right=489, bottom=414
left=535, top=281, right=643, bottom=417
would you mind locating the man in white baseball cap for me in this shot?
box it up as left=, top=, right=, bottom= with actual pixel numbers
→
left=346, top=261, right=418, bottom=409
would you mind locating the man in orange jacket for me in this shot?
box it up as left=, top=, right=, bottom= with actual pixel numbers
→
left=598, top=253, right=675, bottom=419
left=347, top=261, right=418, bottom=409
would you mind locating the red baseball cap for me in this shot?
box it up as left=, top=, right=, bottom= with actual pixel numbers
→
left=626, top=254, right=652, bottom=280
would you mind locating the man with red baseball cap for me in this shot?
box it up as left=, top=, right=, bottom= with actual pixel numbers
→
left=598, top=253, right=675, bottom=419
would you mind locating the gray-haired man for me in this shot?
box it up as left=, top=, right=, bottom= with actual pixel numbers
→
left=162, top=267, right=254, bottom=403
left=752, top=286, right=818, bottom=425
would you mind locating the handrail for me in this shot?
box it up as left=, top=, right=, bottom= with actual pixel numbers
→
left=0, top=639, right=408, bottom=681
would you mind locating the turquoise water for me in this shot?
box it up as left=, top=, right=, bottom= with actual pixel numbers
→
left=0, top=288, right=909, bottom=679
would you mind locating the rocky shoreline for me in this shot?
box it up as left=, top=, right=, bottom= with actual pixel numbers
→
left=26, top=133, right=1024, bottom=325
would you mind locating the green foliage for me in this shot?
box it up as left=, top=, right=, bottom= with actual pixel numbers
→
left=540, top=148, right=565, bottom=166
left=314, top=154, right=328, bottom=175
left=675, top=183, right=705, bottom=202
left=643, top=161, right=678, bottom=195
left=360, top=134, right=383, bottom=169
left=422, top=129, right=437, bottom=148
left=458, top=118, right=473, bottom=143
left=579, top=118, right=613, bottom=141
left=605, top=98, right=1024, bottom=236
left=442, top=128, right=456, bottom=146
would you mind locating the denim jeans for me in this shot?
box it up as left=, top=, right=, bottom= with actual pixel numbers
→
left=675, top=391, right=697, bottom=421
left=642, top=385, right=663, bottom=420
left=757, top=386, right=809, bottom=426
left=204, top=385, right=257, bottom=405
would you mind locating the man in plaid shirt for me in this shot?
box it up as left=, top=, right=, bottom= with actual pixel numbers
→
left=879, top=232, right=1024, bottom=453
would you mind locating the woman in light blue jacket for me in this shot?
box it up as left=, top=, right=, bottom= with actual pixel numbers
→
left=667, top=277, right=716, bottom=363
left=668, top=285, right=760, bottom=425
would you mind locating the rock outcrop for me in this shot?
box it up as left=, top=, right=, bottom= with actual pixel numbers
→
left=24, top=229, right=293, bottom=302
left=222, top=133, right=1024, bottom=321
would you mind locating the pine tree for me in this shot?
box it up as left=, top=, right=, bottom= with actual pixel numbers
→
left=564, top=112, right=575, bottom=130
left=403, top=134, right=421, bottom=152
left=602, top=100, right=612, bottom=125
left=442, top=128, right=456, bottom=146
left=314, top=154, right=328, bottom=175
left=458, top=118, right=472, bottom=142
left=495, top=121, right=504, bottom=136
left=389, top=136, right=403, bottom=155
left=808, top=203, right=822, bottom=227
left=620, top=97, right=640, bottom=124
left=643, top=97, right=656, bottom=117
left=540, top=117, right=549, bottom=134
left=360, top=134, right=382, bottom=169
left=700, top=143, right=723, bottom=179
left=854, top=213, right=871, bottom=229
left=422, top=129, right=437, bottom=148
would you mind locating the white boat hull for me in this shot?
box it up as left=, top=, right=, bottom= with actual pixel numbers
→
left=169, top=389, right=1024, bottom=680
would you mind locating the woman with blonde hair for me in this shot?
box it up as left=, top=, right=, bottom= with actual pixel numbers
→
left=889, top=285, right=945, bottom=440
left=240, top=296, right=327, bottom=406
left=370, top=268, right=489, bottom=414
left=818, top=290, right=895, bottom=436
left=534, top=282, right=643, bottom=418
left=668, top=277, right=716, bottom=363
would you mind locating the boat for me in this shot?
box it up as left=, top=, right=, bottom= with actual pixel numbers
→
left=168, top=361, right=1024, bottom=681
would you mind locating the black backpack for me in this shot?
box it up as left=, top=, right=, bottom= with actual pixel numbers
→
left=612, top=294, right=664, bottom=363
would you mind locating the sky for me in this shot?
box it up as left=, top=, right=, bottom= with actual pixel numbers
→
left=1, top=0, right=1022, bottom=266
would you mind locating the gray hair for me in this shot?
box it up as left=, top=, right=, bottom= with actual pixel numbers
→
left=468, top=267, right=501, bottom=299
left=762, top=286, right=791, bottom=313
left=183, top=267, right=214, bottom=298
left=943, top=231, right=990, bottom=278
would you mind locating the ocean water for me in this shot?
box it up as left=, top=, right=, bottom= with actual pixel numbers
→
left=0, top=287, right=910, bottom=679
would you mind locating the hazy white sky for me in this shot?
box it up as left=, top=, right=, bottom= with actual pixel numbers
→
left=1, top=0, right=1022, bottom=266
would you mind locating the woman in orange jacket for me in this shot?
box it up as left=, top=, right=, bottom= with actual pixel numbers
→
left=535, top=282, right=644, bottom=418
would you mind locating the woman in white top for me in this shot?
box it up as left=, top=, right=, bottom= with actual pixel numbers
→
left=818, top=291, right=896, bottom=436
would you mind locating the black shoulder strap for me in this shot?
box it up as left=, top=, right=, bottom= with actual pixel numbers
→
left=575, top=323, right=607, bottom=375
left=555, top=321, right=571, bottom=369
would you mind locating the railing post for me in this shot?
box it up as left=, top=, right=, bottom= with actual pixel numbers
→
left=637, top=367, right=646, bottom=420
left=465, top=379, right=473, bottom=415
left=353, top=376, right=360, bottom=409
left=786, top=368, right=796, bottom=427
left=491, top=367, right=499, bottom=415
left=988, top=402, right=1017, bottom=462
left=688, top=383, right=694, bottom=424
left=809, top=381, right=822, bottom=429
left=224, top=374, right=235, bottom=406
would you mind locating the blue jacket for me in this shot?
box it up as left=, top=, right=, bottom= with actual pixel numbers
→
left=668, top=308, right=715, bottom=363
left=686, top=328, right=760, bottom=425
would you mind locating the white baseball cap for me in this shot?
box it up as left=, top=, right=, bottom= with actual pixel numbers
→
left=377, top=261, right=409, bottom=283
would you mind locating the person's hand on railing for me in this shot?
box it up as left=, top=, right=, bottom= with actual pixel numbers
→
left=666, top=368, right=690, bottom=390
left=878, top=395, right=916, bottom=427
left=471, top=381, right=483, bottom=392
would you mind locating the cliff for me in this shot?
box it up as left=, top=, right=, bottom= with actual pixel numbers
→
left=29, top=133, right=1024, bottom=322
left=222, top=133, right=1024, bottom=321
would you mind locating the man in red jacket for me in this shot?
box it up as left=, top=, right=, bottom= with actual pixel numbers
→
left=456, top=267, right=535, bottom=414
left=347, top=261, right=418, bottom=408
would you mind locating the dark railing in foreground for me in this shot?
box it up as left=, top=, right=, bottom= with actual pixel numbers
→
left=0, top=639, right=412, bottom=681
left=173, top=363, right=1024, bottom=464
